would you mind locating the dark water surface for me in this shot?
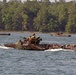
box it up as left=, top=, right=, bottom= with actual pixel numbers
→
left=0, top=32, right=76, bottom=75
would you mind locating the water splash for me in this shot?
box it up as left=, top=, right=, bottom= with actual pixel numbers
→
left=45, top=48, right=74, bottom=52
left=0, top=44, right=13, bottom=49
left=45, top=48, right=63, bottom=51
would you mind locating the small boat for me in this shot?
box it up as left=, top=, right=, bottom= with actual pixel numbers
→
left=50, top=32, right=71, bottom=37
left=3, top=43, right=76, bottom=51
left=4, top=36, right=45, bottom=51
left=0, top=33, right=11, bottom=35
left=4, top=43, right=45, bottom=51
left=50, top=34, right=71, bottom=37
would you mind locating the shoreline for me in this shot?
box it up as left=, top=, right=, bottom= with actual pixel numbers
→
left=0, top=30, right=76, bottom=34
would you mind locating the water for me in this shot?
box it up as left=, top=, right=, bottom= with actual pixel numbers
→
left=0, top=32, right=76, bottom=75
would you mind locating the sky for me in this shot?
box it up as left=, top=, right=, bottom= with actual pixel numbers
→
left=0, top=0, right=73, bottom=2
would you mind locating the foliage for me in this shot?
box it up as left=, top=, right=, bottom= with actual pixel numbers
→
left=0, top=1, right=76, bottom=33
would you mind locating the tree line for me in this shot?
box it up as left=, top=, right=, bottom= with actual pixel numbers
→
left=0, top=0, right=76, bottom=33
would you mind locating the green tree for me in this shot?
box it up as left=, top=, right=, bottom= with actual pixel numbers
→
left=34, top=6, right=49, bottom=32
left=58, top=3, right=68, bottom=31
left=66, top=2, right=76, bottom=33
left=22, top=14, right=28, bottom=30
left=0, top=5, right=3, bottom=30
left=23, top=1, right=40, bottom=31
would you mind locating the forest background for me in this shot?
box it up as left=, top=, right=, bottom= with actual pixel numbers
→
left=0, top=0, right=76, bottom=33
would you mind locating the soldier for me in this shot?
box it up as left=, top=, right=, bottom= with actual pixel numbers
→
left=15, top=40, right=23, bottom=49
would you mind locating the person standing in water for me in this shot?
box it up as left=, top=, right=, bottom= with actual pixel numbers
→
left=27, top=33, right=36, bottom=44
